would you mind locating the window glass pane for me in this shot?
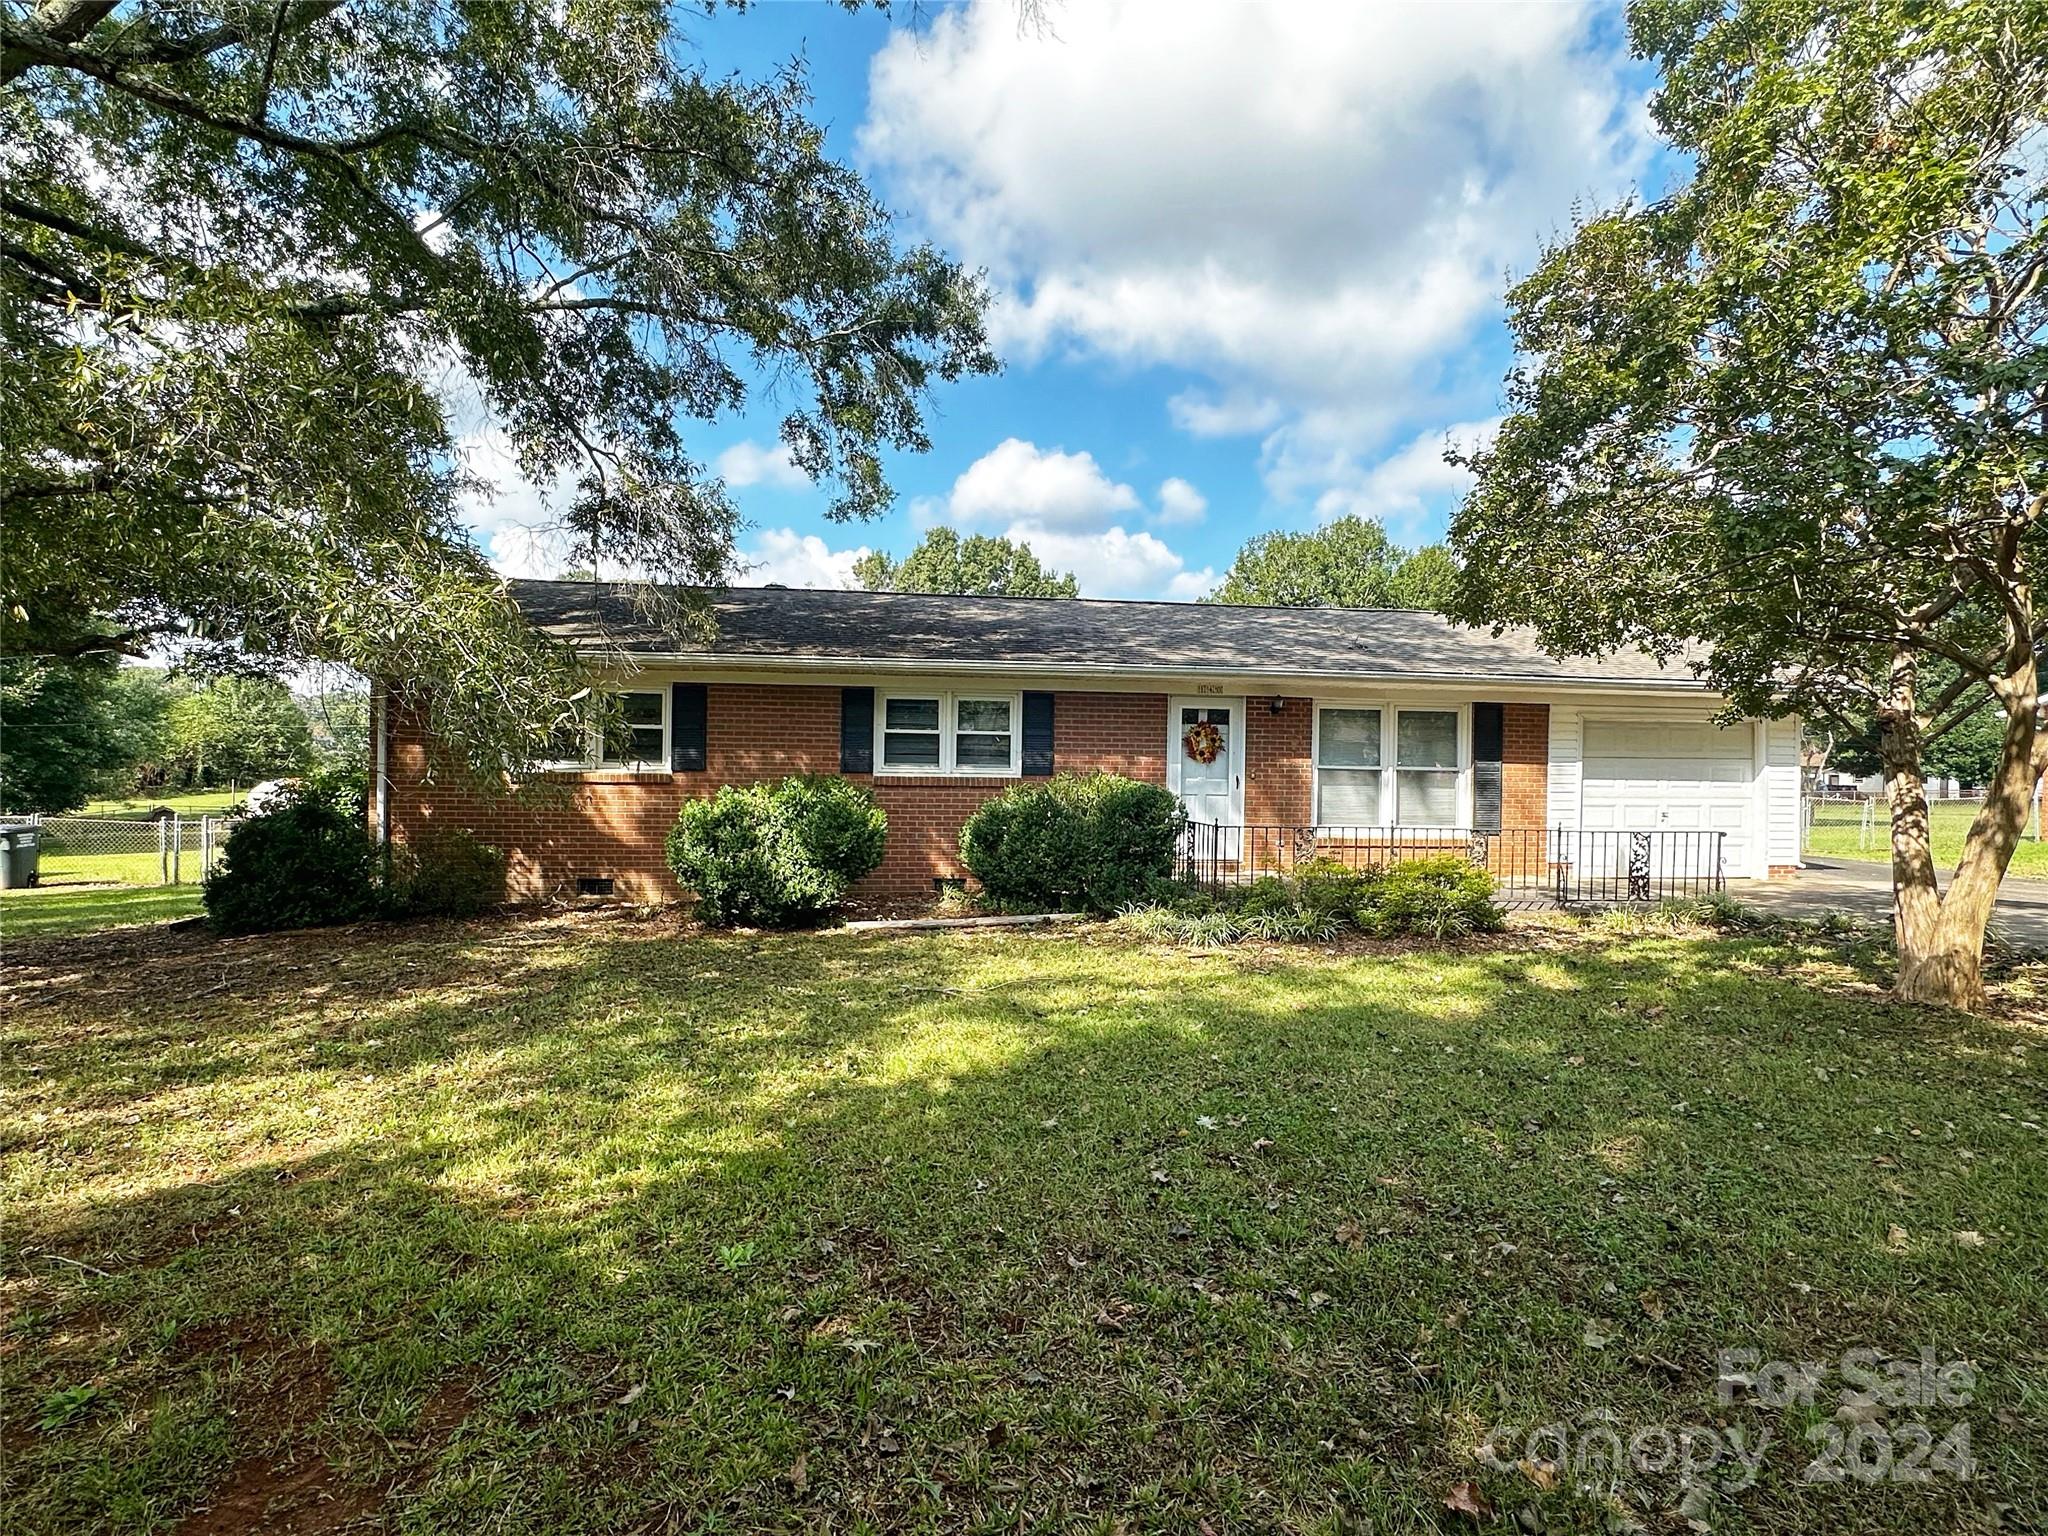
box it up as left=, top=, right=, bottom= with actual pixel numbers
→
left=620, top=691, right=663, bottom=727
left=886, top=697, right=941, bottom=730
left=956, top=732, right=1011, bottom=768
left=882, top=731, right=942, bottom=767
left=1182, top=706, right=1230, bottom=728
left=1397, top=769, right=1458, bottom=825
left=1396, top=710, right=1458, bottom=768
left=956, top=698, right=1012, bottom=733
left=1316, top=767, right=1381, bottom=824
left=1318, top=708, right=1382, bottom=768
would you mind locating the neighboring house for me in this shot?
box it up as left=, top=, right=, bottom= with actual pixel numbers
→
left=370, top=581, right=1803, bottom=901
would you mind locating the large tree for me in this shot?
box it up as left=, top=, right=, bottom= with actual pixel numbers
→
left=1, top=1, right=994, bottom=778
left=851, top=528, right=1078, bottom=598
left=168, top=674, right=312, bottom=786
left=1452, top=0, right=2048, bottom=1008
left=0, top=655, right=132, bottom=811
left=1209, top=517, right=1457, bottom=610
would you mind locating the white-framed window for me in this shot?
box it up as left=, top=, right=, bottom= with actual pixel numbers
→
left=544, top=687, right=670, bottom=771
left=877, top=690, right=1021, bottom=776
left=1312, top=702, right=1467, bottom=828
left=1313, top=706, right=1382, bottom=823
left=1395, top=708, right=1460, bottom=824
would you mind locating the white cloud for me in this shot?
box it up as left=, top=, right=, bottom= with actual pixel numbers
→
left=454, top=426, right=579, bottom=578
left=1167, top=388, right=1284, bottom=438
left=926, top=439, right=1208, bottom=597
left=996, top=520, right=1211, bottom=601
left=715, top=439, right=809, bottom=491
left=1154, top=476, right=1207, bottom=526
left=945, top=436, right=1140, bottom=529
left=863, top=1, right=1649, bottom=507
left=1301, top=418, right=1501, bottom=544
left=738, top=528, right=870, bottom=589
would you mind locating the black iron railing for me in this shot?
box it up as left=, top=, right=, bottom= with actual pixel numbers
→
left=1173, top=824, right=1726, bottom=906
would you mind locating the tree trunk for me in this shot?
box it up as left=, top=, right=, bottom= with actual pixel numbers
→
left=1885, top=650, right=2040, bottom=1011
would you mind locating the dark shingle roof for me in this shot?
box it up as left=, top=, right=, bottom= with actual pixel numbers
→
left=506, top=580, right=1706, bottom=688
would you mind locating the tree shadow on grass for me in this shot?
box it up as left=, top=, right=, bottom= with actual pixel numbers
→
left=4, top=914, right=2043, bottom=1535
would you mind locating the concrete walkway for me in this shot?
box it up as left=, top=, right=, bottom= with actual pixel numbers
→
left=1734, top=857, right=2048, bottom=948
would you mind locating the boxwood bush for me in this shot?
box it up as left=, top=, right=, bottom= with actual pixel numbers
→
left=387, top=828, right=506, bottom=919
left=958, top=773, right=1185, bottom=913
left=1114, top=854, right=1504, bottom=945
left=665, top=776, right=886, bottom=927
left=204, top=795, right=380, bottom=934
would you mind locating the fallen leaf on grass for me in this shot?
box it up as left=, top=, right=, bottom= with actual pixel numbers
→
left=1886, top=1223, right=1910, bottom=1252
left=1638, top=1289, right=1666, bottom=1321
left=1443, top=1481, right=1494, bottom=1523
left=787, top=1452, right=808, bottom=1492
left=1518, top=1457, right=1560, bottom=1490
left=1955, top=1229, right=1987, bottom=1248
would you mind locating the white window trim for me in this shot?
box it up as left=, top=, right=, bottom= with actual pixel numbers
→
left=1310, top=700, right=1471, bottom=831
left=875, top=689, right=1024, bottom=777
left=541, top=686, right=671, bottom=773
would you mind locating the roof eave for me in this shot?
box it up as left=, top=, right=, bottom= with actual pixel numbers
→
left=579, top=647, right=1711, bottom=692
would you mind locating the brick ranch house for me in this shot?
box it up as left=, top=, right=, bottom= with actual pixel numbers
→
left=370, top=581, right=1804, bottom=902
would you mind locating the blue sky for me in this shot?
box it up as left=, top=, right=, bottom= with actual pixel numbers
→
left=459, top=1, right=1674, bottom=599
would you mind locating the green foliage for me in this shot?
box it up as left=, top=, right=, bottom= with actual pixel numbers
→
left=1451, top=0, right=2048, bottom=765
left=1209, top=516, right=1457, bottom=610
left=1368, top=856, right=1505, bottom=940
left=301, top=753, right=368, bottom=820
left=851, top=529, right=1079, bottom=597
left=35, top=1385, right=103, bottom=1433
left=167, top=677, right=313, bottom=787
left=665, top=776, right=886, bottom=927
left=958, top=775, right=1185, bottom=913
left=1115, top=855, right=1504, bottom=946
left=0, top=656, right=133, bottom=812
left=2, top=5, right=993, bottom=781
left=387, top=830, right=506, bottom=920
left=203, top=797, right=378, bottom=935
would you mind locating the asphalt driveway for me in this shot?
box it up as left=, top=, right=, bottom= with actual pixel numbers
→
left=1736, top=857, right=2048, bottom=948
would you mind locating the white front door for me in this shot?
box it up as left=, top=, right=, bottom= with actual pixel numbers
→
left=1168, top=698, right=1245, bottom=825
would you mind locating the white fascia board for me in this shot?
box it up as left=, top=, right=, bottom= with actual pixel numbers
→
left=595, top=650, right=1717, bottom=700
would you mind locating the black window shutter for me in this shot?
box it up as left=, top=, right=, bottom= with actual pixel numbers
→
left=1471, top=702, right=1504, bottom=832
left=671, top=683, right=707, bottom=772
left=1022, top=691, right=1055, bottom=776
left=840, top=687, right=875, bottom=774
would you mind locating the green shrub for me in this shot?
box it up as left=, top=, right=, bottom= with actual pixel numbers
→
left=958, top=774, right=1185, bottom=913
left=204, top=797, right=379, bottom=934
left=665, top=776, right=886, bottom=927
left=1113, top=853, right=1502, bottom=946
left=1366, top=856, right=1505, bottom=939
left=387, top=828, right=505, bottom=919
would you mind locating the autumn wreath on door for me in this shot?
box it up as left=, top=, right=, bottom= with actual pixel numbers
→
left=1181, top=719, right=1225, bottom=765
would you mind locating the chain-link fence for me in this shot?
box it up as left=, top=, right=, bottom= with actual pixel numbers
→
left=1, top=815, right=230, bottom=886
left=1802, top=794, right=2048, bottom=857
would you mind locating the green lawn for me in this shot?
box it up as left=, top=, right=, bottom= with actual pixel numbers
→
left=1806, top=798, right=2048, bottom=877
left=0, top=885, right=205, bottom=940
left=77, top=788, right=247, bottom=818
left=2, top=913, right=2041, bottom=1534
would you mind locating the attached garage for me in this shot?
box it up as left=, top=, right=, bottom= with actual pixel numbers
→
left=1577, top=718, right=1762, bottom=879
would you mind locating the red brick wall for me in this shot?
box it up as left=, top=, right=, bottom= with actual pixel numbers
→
left=383, top=685, right=1556, bottom=904
left=1245, top=696, right=1312, bottom=825
left=384, top=684, right=1171, bottom=902
left=1503, top=703, right=1549, bottom=829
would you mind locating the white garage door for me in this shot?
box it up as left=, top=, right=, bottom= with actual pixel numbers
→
left=1581, top=720, right=1757, bottom=877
